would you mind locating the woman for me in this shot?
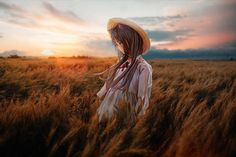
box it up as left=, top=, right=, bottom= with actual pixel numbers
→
left=94, top=17, right=152, bottom=124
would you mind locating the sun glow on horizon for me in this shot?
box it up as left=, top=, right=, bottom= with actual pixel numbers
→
left=41, top=49, right=55, bottom=56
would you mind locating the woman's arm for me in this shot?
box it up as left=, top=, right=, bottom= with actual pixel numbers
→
left=136, top=64, right=152, bottom=116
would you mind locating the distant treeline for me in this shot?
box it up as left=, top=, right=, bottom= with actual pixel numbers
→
left=48, top=55, right=96, bottom=59
left=0, top=54, right=26, bottom=59
left=144, top=48, right=236, bottom=60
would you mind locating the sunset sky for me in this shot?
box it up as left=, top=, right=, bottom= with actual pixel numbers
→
left=0, top=0, right=235, bottom=57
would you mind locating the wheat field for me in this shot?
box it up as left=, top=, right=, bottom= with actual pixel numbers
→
left=0, top=57, right=235, bottom=157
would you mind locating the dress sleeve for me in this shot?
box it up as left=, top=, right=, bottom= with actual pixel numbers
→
left=97, top=82, right=108, bottom=100
left=136, top=64, right=152, bottom=116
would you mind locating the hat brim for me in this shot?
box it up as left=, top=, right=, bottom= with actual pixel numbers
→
left=107, top=17, right=150, bottom=55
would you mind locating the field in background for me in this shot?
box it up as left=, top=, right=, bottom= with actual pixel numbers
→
left=0, top=57, right=235, bottom=157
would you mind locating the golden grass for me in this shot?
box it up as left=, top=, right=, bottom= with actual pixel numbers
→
left=0, top=57, right=235, bottom=157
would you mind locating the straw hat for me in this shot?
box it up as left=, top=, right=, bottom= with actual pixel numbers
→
left=107, top=17, right=150, bottom=55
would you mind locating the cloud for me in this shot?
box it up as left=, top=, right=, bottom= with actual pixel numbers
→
left=0, top=1, right=37, bottom=22
left=128, top=14, right=188, bottom=30
left=0, top=2, right=43, bottom=28
left=42, top=2, right=86, bottom=25
left=0, top=2, right=25, bottom=13
left=0, top=1, right=88, bottom=34
left=147, top=28, right=193, bottom=42
left=48, top=34, right=115, bottom=57
left=0, top=1, right=86, bottom=25
left=127, top=14, right=194, bottom=46
left=212, top=1, right=236, bottom=32
left=129, top=14, right=187, bottom=25
left=188, top=0, right=236, bottom=35
left=81, top=38, right=116, bottom=56
left=127, top=1, right=236, bottom=50
left=6, top=18, right=80, bottom=35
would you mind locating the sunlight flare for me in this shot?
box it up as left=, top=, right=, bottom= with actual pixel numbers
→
left=41, top=49, right=55, bottom=56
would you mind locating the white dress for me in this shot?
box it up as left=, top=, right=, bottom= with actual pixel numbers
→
left=96, top=55, right=153, bottom=122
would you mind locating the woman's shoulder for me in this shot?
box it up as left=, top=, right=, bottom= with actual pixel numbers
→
left=137, top=57, right=152, bottom=73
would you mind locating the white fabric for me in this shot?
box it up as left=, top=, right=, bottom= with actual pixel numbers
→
left=96, top=55, right=152, bottom=122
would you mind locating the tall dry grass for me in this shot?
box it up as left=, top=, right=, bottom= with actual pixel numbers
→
left=0, top=57, right=235, bottom=157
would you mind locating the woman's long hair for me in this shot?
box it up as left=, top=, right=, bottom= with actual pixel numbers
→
left=94, top=23, right=144, bottom=93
